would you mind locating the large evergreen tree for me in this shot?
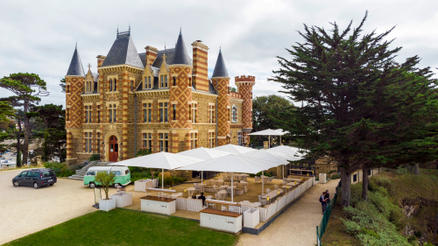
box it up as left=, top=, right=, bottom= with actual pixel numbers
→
left=0, top=73, right=48, bottom=165
left=271, top=13, right=420, bottom=206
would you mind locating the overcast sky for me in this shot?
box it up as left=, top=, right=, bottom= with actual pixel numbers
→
left=1, top=0, right=437, bottom=107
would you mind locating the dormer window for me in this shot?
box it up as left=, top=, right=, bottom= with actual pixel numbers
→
left=144, top=76, right=152, bottom=89
left=160, top=75, right=168, bottom=88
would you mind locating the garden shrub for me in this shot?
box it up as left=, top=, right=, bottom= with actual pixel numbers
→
left=43, top=162, right=74, bottom=177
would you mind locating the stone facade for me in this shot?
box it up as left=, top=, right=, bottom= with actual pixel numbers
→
left=65, top=30, right=255, bottom=165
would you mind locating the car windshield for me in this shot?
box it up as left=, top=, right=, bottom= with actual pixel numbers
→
left=86, top=171, right=96, bottom=176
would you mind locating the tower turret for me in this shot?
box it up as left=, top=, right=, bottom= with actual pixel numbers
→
left=169, top=30, right=193, bottom=152
left=235, top=75, right=255, bottom=146
left=212, top=49, right=230, bottom=146
left=65, top=44, right=85, bottom=164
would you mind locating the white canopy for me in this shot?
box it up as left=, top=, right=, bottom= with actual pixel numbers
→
left=177, top=154, right=266, bottom=174
left=178, top=147, right=231, bottom=160
left=240, top=149, right=287, bottom=169
left=266, top=145, right=306, bottom=161
left=109, top=151, right=202, bottom=170
left=249, top=128, right=290, bottom=136
left=213, top=144, right=256, bottom=155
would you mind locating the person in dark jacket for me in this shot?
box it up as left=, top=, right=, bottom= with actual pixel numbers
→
left=319, top=191, right=328, bottom=213
left=198, top=192, right=206, bottom=206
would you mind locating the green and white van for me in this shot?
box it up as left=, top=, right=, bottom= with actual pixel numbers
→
left=84, top=166, right=131, bottom=188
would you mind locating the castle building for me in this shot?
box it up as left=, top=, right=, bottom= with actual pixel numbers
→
left=65, top=29, right=255, bottom=164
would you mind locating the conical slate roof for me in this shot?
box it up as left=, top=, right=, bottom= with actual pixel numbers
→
left=212, top=49, right=229, bottom=78
left=102, top=30, right=143, bottom=68
left=66, top=45, right=85, bottom=76
left=170, top=30, right=191, bottom=65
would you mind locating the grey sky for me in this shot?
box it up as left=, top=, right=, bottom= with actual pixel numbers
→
left=1, top=0, right=437, bottom=106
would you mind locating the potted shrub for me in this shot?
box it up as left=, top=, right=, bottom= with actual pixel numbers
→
left=96, top=171, right=116, bottom=212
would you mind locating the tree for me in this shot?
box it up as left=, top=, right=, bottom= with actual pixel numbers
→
left=95, top=172, right=115, bottom=200
left=271, top=12, right=406, bottom=206
left=59, top=78, right=66, bottom=92
left=0, top=101, right=15, bottom=152
left=0, top=73, right=48, bottom=165
left=32, top=104, right=66, bottom=162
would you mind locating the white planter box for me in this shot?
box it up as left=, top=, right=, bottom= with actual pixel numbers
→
left=135, top=179, right=158, bottom=192
left=200, top=209, right=242, bottom=233
left=243, top=207, right=260, bottom=228
left=319, top=173, right=327, bottom=184
left=111, top=192, right=132, bottom=208
left=99, top=198, right=116, bottom=212
left=141, top=196, right=176, bottom=215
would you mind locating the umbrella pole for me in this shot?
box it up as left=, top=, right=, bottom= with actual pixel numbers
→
left=262, top=171, right=264, bottom=195
left=231, top=173, right=234, bottom=203
left=282, top=165, right=284, bottom=179
left=201, top=171, right=204, bottom=192
left=268, top=136, right=271, bottom=148
left=162, top=168, right=164, bottom=189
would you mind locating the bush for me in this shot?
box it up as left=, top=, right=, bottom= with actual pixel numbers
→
left=330, top=173, right=340, bottom=179
left=129, top=167, right=154, bottom=182
left=158, top=173, right=186, bottom=187
left=43, top=162, right=74, bottom=177
left=89, top=154, right=100, bottom=161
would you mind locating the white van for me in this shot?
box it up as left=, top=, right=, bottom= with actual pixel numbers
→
left=84, top=166, right=131, bottom=188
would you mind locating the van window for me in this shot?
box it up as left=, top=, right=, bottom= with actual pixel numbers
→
left=86, top=171, right=96, bottom=176
left=111, top=171, right=121, bottom=176
left=125, top=170, right=129, bottom=175
left=19, top=171, right=27, bottom=177
left=42, top=171, right=51, bottom=177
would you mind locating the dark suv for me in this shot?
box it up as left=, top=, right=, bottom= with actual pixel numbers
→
left=12, top=169, right=57, bottom=189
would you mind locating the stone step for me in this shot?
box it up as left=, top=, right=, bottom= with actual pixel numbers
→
left=68, top=174, right=84, bottom=180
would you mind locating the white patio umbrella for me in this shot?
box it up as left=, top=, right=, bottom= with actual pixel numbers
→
left=248, top=128, right=290, bottom=147
left=178, top=147, right=231, bottom=185
left=266, top=145, right=307, bottom=179
left=240, top=149, right=288, bottom=194
left=177, top=154, right=267, bottom=202
left=213, top=144, right=256, bottom=155
left=110, top=152, right=202, bottom=189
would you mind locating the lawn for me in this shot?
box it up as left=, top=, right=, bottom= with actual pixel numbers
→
left=4, top=209, right=237, bottom=246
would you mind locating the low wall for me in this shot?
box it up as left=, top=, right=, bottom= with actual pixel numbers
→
left=176, top=197, right=203, bottom=212
left=259, top=177, right=314, bottom=222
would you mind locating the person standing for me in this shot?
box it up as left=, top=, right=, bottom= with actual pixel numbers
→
left=319, top=191, right=328, bottom=213
left=324, top=189, right=330, bottom=205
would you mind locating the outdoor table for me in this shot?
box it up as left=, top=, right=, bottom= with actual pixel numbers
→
left=111, top=191, right=133, bottom=208
left=140, top=195, right=176, bottom=215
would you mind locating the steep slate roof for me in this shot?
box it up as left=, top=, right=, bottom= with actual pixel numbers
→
left=66, top=45, right=85, bottom=76
left=212, top=49, right=229, bottom=78
left=102, top=31, right=143, bottom=68
left=170, top=31, right=191, bottom=65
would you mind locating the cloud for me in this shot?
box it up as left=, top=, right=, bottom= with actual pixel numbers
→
left=0, top=0, right=437, bottom=107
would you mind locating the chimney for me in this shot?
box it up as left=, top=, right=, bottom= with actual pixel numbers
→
left=145, top=46, right=158, bottom=66
left=96, top=55, right=106, bottom=68
left=192, top=40, right=209, bottom=92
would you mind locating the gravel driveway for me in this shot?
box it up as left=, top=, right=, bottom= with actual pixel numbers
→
left=0, top=169, right=102, bottom=244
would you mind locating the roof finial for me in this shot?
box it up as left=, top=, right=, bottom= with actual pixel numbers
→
left=179, top=27, right=182, bottom=35
left=117, top=26, right=119, bottom=35
left=128, top=24, right=131, bottom=33
left=88, top=63, right=91, bottom=70
left=75, top=42, right=78, bottom=49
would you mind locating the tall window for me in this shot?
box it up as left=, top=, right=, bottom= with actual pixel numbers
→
left=145, top=76, right=152, bottom=89
left=209, top=131, right=215, bottom=148
left=227, top=107, right=231, bottom=121
left=84, top=106, right=92, bottom=123
left=143, top=103, right=152, bottom=123
left=108, top=104, right=117, bottom=123
left=238, top=132, right=243, bottom=146
left=142, top=132, right=152, bottom=150
left=208, top=104, right=215, bottom=123
left=96, top=132, right=101, bottom=153
left=172, top=77, right=176, bottom=86
left=232, top=105, right=238, bottom=122
left=159, top=102, right=168, bottom=122
left=159, top=133, right=169, bottom=152
left=190, top=132, right=198, bottom=149
left=172, top=104, right=176, bottom=120
left=191, top=102, right=197, bottom=123
left=109, top=78, right=117, bottom=91
left=97, top=105, right=101, bottom=123
left=84, top=132, right=92, bottom=152
left=160, top=75, right=168, bottom=88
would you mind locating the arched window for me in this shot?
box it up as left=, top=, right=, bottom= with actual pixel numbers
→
left=232, top=105, right=238, bottom=122
left=109, top=79, right=113, bottom=91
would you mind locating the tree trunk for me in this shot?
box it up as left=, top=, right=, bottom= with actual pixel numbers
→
left=362, top=166, right=369, bottom=200
left=340, top=167, right=351, bottom=207
left=16, top=117, right=22, bottom=167
left=22, top=100, right=30, bottom=165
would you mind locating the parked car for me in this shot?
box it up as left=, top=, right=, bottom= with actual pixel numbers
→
left=84, top=166, right=131, bottom=188
left=12, top=168, right=57, bottom=189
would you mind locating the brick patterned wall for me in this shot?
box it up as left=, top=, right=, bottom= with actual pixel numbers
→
left=192, top=41, right=209, bottom=92
left=212, top=77, right=231, bottom=146
left=169, top=65, right=193, bottom=129
left=235, top=75, right=255, bottom=146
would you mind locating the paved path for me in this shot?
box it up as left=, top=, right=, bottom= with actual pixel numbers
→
left=0, top=169, right=111, bottom=244
left=237, top=179, right=339, bottom=246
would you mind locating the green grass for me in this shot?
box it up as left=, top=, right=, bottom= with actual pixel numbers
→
left=4, top=209, right=237, bottom=246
